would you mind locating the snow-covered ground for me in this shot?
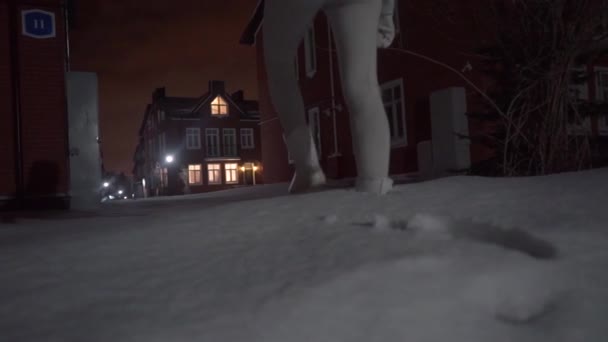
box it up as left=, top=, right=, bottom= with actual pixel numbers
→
left=2, top=169, right=608, bottom=341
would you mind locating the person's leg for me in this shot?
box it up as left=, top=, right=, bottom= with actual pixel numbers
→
left=263, top=0, right=327, bottom=193
left=324, top=0, right=393, bottom=194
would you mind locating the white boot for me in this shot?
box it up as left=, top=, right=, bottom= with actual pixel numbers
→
left=355, top=176, right=393, bottom=195
left=285, top=126, right=327, bottom=194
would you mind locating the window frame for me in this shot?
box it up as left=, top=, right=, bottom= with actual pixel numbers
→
left=567, top=67, right=591, bottom=135
left=240, top=128, right=255, bottom=149
left=211, top=96, right=228, bottom=116
left=596, top=67, right=608, bottom=135
left=187, top=164, right=202, bottom=185
left=222, top=128, right=237, bottom=156
left=224, top=163, right=239, bottom=184
left=207, top=163, right=222, bottom=185
left=185, top=127, right=201, bottom=150
left=380, top=78, right=408, bottom=146
left=205, top=128, right=220, bottom=157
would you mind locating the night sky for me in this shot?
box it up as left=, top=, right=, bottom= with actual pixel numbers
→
left=69, top=0, right=259, bottom=175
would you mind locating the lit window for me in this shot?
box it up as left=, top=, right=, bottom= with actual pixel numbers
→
left=222, top=128, right=237, bottom=156
left=186, top=127, right=201, bottom=149
left=205, top=128, right=220, bottom=157
left=240, top=128, right=255, bottom=149
left=188, top=164, right=202, bottom=185
left=304, top=25, right=316, bottom=78
left=207, top=163, right=221, bottom=185
left=225, top=163, right=238, bottom=184
left=380, top=79, right=407, bottom=145
left=211, top=96, right=228, bottom=116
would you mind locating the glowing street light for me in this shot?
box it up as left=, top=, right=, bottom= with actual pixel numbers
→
left=103, top=182, right=110, bottom=188
left=118, top=190, right=124, bottom=195
left=165, top=155, right=174, bottom=163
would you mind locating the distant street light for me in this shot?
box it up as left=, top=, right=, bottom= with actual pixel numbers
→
left=103, top=182, right=110, bottom=188
left=118, top=190, right=124, bottom=195
left=165, top=155, right=174, bottom=163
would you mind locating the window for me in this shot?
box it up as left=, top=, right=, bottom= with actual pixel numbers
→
left=380, top=79, right=407, bottom=145
left=207, top=163, right=221, bottom=184
left=186, top=127, right=200, bottom=149
left=240, top=128, right=255, bottom=149
left=304, top=25, right=317, bottom=78
left=597, top=69, right=608, bottom=134
left=568, top=68, right=591, bottom=135
left=225, top=163, right=238, bottom=184
left=307, top=107, right=321, bottom=158
left=157, top=109, right=165, bottom=121
left=222, top=128, right=237, bottom=156
left=211, top=96, right=228, bottom=116
left=205, top=128, right=220, bottom=157
left=188, top=164, right=202, bottom=185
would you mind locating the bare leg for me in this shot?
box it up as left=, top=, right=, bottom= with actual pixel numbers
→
left=325, top=0, right=393, bottom=194
left=263, top=0, right=327, bottom=193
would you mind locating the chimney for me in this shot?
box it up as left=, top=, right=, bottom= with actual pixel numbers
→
left=231, top=90, right=244, bottom=102
left=209, top=80, right=225, bottom=94
left=153, top=87, right=166, bottom=100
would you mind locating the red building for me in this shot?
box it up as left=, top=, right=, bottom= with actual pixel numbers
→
left=133, top=81, right=263, bottom=196
left=0, top=0, right=70, bottom=209
left=240, top=1, right=608, bottom=183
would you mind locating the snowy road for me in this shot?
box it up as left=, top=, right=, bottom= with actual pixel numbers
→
left=2, top=170, right=608, bottom=341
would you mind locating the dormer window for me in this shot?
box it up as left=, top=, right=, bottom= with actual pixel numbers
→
left=211, top=96, right=228, bottom=116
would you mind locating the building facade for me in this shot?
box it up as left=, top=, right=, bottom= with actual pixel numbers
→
left=240, top=0, right=608, bottom=183
left=133, top=81, right=263, bottom=196
left=0, top=0, right=70, bottom=209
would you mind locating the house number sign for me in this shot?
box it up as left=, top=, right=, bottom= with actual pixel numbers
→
left=22, top=9, right=56, bottom=39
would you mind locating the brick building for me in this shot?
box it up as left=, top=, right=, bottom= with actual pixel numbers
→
left=0, top=0, right=70, bottom=208
left=133, top=81, right=263, bottom=196
left=240, top=0, right=608, bottom=183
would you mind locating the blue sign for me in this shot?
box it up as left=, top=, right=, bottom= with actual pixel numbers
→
left=22, top=9, right=56, bottom=39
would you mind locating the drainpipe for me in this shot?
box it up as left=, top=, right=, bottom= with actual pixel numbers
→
left=63, top=1, right=71, bottom=71
left=327, top=23, right=340, bottom=158
left=9, top=0, right=24, bottom=206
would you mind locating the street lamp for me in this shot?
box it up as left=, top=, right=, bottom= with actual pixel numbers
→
left=165, top=155, right=174, bottom=164
left=103, top=182, right=110, bottom=188
left=118, top=190, right=124, bottom=195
